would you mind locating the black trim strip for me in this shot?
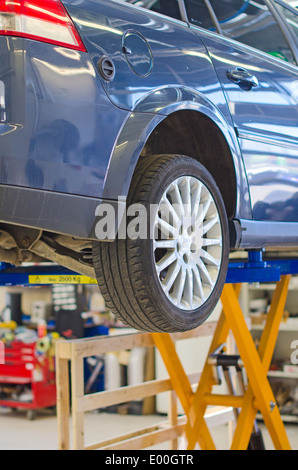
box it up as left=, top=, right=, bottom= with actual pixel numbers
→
left=237, top=218, right=298, bottom=248
left=237, top=129, right=298, bottom=150
left=0, top=185, right=123, bottom=240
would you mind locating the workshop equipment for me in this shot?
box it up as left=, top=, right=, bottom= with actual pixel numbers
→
left=0, top=338, right=56, bottom=420
left=0, top=252, right=295, bottom=447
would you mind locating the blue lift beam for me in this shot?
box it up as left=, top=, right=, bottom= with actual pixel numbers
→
left=0, top=263, right=97, bottom=287
left=0, top=251, right=298, bottom=287
left=226, top=251, right=298, bottom=284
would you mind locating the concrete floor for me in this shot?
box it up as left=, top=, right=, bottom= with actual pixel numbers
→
left=0, top=407, right=297, bottom=450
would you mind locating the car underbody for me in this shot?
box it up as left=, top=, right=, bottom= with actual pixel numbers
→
left=0, top=224, right=95, bottom=278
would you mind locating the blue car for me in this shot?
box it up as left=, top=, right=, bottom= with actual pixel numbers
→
left=0, top=0, right=297, bottom=332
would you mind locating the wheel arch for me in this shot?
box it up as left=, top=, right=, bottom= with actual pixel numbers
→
left=141, top=109, right=237, bottom=221
left=102, top=100, right=251, bottom=229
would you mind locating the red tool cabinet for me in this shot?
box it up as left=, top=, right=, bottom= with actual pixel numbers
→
left=0, top=340, right=56, bottom=419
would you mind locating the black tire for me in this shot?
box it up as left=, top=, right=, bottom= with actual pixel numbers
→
left=92, top=154, right=229, bottom=332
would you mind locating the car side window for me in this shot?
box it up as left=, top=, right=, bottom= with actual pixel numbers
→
left=209, top=0, right=296, bottom=64
left=184, top=0, right=217, bottom=30
left=120, top=0, right=182, bottom=21
left=274, top=1, right=298, bottom=42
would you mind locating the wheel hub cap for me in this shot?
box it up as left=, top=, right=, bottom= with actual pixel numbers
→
left=153, top=175, right=223, bottom=311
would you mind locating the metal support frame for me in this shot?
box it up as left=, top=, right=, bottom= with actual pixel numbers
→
left=0, top=263, right=97, bottom=286
left=0, top=249, right=297, bottom=286
left=153, top=273, right=293, bottom=450
left=0, top=251, right=297, bottom=449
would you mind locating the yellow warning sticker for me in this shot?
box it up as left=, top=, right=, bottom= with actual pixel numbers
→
left=28, top=275, right=97, bottom=285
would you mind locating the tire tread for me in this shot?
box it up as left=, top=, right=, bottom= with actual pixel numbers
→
left=93, top=154, right=228, bottom=332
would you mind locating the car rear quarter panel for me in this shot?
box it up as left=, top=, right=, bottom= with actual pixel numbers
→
left=63, top=0, right=251, bottom=219
left=0, top=0, right=253, bottom=239
left=0, top=36, right=129, bottom=198
left=63, top=0, right=231, bottom=115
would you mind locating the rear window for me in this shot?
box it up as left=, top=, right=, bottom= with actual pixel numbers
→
left=274, top=0, right=298, bottom=42
left=209, top=0, right=296, bottom=63
left=184, top=0, right=217, bottom=30
left=116, top=0, right=182, bottom=20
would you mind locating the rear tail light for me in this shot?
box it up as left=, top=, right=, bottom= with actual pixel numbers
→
left=0, top=0, right=86, bottom=51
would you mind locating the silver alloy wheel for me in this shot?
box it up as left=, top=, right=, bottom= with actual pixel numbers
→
left=153, top=175, right=223, bottom=311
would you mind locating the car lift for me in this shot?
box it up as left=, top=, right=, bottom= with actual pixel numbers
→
left=0, top=251, right=297, bottom=450
left=153, top=251, right=296, bottom=450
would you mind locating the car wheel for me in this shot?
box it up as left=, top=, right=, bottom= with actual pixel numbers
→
left=92, top=154, right=229, bottom=332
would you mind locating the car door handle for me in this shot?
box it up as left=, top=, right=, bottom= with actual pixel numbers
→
left=226, top=67, right=259, bottom=91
